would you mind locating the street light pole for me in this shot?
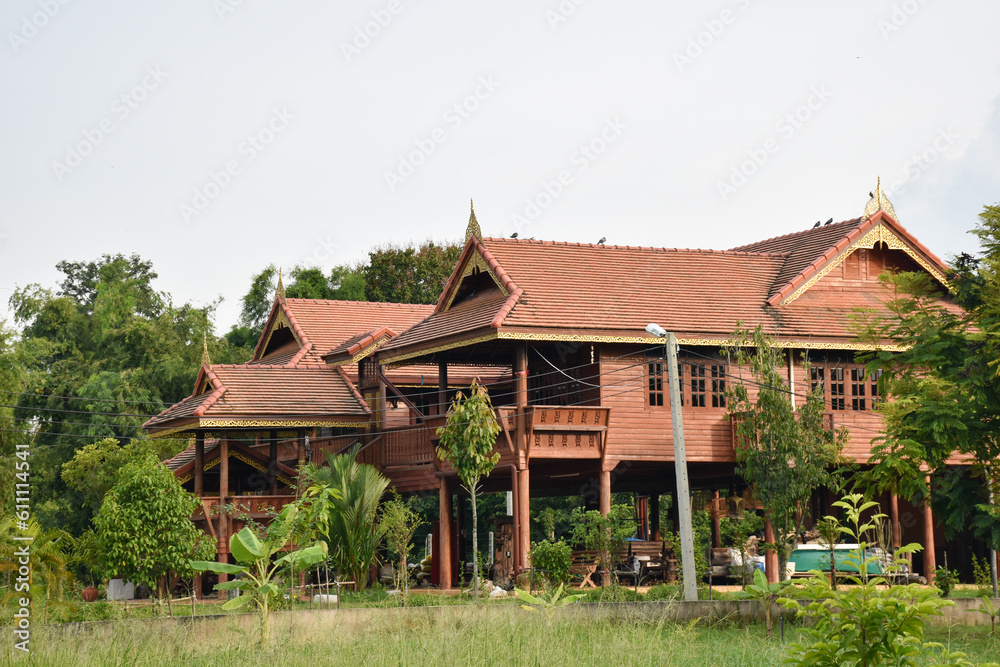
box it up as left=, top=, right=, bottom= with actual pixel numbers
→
left=647, top=323, right=698, bottom=602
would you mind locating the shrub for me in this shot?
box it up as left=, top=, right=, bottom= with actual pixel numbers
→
left=934, top=566, right=960, bottom=598
left=529, top=539, right=572, bottom=587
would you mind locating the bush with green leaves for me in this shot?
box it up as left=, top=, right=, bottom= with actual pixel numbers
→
left=528, top=539, right=572, bottom=587
left=779, top=494, right=967, bottom=666
left=378, top=493, right=424, bottom=600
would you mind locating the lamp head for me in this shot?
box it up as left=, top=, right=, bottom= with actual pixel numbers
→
left=645, top=323, right=667, bottom=338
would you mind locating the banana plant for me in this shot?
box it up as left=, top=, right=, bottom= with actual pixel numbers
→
left=977, top=596, right=999, bottom=635
left=515, top=583, right=586, bottom=614
left=190, top=505, right=327, bottom=647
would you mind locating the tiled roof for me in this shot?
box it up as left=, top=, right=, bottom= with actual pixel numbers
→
left=144, top=364, right=371, bottom=429
left=730, top=218, right=865, bottom=298
left=379, top=217, right=954, bottom=360
left=280, top=299, right=433, bottom=364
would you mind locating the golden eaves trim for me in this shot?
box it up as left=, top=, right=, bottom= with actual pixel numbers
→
left=149, top=418, right=370, bottom=437
left=377, top=329, right=905, bottom=364
left=782, top=223, right=949, bottom=305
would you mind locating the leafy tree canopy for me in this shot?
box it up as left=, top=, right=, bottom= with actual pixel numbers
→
left=858, top=202, right=1000, bottom=550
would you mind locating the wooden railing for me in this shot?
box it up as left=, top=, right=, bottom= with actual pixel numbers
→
left=382, top=423, right=436, bottom=468
left=193, top=494, right=294, bottom=519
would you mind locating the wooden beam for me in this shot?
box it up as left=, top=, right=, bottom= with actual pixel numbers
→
left=269, top=430, right=278, bottom=496
left=438, top=358, right=449, bottom=417
left=650, top=494, right=661, bottom=542
left=924, top=475, right=936, bottom=584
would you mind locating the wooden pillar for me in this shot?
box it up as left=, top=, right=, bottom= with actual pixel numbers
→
left=269, top=430, right=278, bottom=495
left=517, top=467, right=530, bottom=572
left=889, top=492, right=901, bottom=550
left=711, top=489, right=723, bottom=549
left=438, top=478, right=453, bottom=589
left=599, top=469, right=611, bottom=516
left=923, top=476, right=936, bottom=584
left=193, top=433, right=204, bottom=497
left=218, top=434, right=229, bottom=592
left=438, top=359, right=449, bottom=416
left=297, top=429, right=306, bottom=486
left=650, top=494, right=661, bottom=541
left=194, top=573, right=203, bottom=601
left=764, top=517, right=778, bottom=584
left=787, top=349, right=796, bottom=408
left=514, top=343, right=530, bottom=573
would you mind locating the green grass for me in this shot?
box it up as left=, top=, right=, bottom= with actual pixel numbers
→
left=5, top=604, right=999, bottom=666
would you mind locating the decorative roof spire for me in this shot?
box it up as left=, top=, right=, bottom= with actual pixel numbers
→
left=201, top=333, right=211, bottom=367
left=276, top=267, right=286, bottom=301
left=465, top=199, right=482, bottom=242
left=864, top=176, right=897, bottom=221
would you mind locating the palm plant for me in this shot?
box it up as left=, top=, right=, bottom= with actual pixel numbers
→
left=1, top=518, right=76, bottom=604
left=301, top=446, right=389, bottom=590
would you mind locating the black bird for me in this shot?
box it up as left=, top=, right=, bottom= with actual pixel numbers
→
left=598, top=237, right=606, bottom=245
left=869, top=191, right=874, bottom=198
left=510, top=232, right=518, bottom=239
left=813, top=221, right=821, bottom=228
left=825, top=218, right=833, bottom=225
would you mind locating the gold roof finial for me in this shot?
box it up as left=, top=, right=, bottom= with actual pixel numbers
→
left=276, top=267, right=286, bottom=301
left=864, top=176, right=897, bottom=221
left=465, top=199, right=482, bottom=242
left=201, top=332, right=211, bottom=367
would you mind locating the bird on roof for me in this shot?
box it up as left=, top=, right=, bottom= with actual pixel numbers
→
left=598, top=237, right=606, bottom=245
left=813, top=221, right=820, bottom=228
left=510, top=232, right=518, bottom=239
left=825, top=218, right=833, bottom=225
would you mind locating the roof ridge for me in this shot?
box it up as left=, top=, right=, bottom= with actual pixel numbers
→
left=483, top=237, right=790, bottom=257
left=729, top=217, right=863, bottom=251
left=284, top=297, right=433, bottom=308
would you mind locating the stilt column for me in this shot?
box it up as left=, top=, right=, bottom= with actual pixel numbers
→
left=439, top=477, right=453, bottom=589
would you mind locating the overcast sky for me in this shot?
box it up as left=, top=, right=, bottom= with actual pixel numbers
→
left=2, top=1, right=998, bottom=331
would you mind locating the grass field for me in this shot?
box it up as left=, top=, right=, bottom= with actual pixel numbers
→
left=5, top=603, right=999, bottom=666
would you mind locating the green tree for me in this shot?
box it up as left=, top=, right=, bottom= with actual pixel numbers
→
left=725, top=325, right=846, bottom=581
left=378, top=493, right=425, bottom=601
left=301, top=447, right=390, bottom=590
left=365, top=241, right=462, bottom=304
left=0, top=518, right=75, bottom=603
left=436, top=380, right=501, bottom=599
left=568, top=504, right=635, bottom=587
left=191, top=508, right=327, bottom=648
left=61, top=437, right=175, bottom=513
left=858, top=203, right=1000, bottom=553
left=94, top=454, right=214, bottom=605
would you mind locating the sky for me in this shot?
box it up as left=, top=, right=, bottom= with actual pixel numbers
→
left=2, top=0, right=999, bottom=331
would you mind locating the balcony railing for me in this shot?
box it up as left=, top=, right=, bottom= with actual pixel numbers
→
left=193, top=494, right=295, bottom=520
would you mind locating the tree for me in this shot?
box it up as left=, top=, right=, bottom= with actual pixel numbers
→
left=857, top=203, right=1000, bottom=553
left=365, top=241, right=462, bottom=304
left=568, top=504, right=635, bottom=588
left=436, top=379, right=501, bottom=599
left=301, top=447, right=390, bottom=590
left=725, top=325, right=846, bottom=581
left=378, top=493, right=424, bottom=601
left=94, top=454, right=214, bottom=606
left=61, top=437, right=175, bottom=513
left=191, top=507, right=327, bottom=647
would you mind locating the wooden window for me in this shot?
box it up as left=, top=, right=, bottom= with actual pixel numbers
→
left=830, top=367, right=846, bottom=410
left=648, top=362, right=664, bottom=407
left=870, top=369, right=882, bottom=408
left=811, top=366, right=825, bottom=402
left=851, top=367, right=867, bottom=411
left=711, top=364, right=726, bottom=408
left=689, top=363, right=706, bottom=407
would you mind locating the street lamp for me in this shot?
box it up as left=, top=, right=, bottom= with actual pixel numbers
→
left=646, top=323, right=698, bottom=602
